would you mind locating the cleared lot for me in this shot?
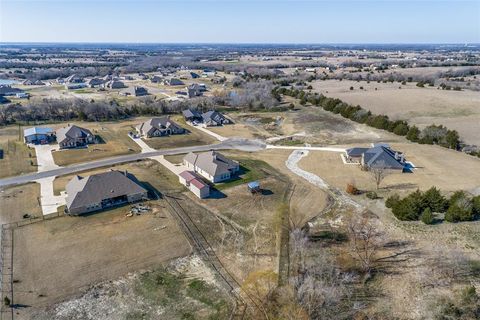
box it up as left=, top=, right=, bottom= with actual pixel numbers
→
left=311, top=79, right=480, bottom=145
left=0, top=126, right=37, bottom=178
left=12, top=202, right=191, bottom=313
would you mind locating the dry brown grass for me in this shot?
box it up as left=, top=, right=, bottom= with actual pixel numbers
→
left=0, top=126, right=37, bottom=178
left=311, top=79, right=480, bottom=145
left=0, top=183, right=42, bottom=224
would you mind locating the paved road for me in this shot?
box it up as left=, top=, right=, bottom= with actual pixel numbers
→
left=0, top=138, right=266, bottom=188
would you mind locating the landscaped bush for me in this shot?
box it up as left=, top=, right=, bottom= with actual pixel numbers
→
left=385, top=194, right=400, bottom=208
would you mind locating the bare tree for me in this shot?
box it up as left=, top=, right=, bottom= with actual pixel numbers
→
left=347, top=215, right=383, bottom=274
left=367, top=160, right=391, bottom=190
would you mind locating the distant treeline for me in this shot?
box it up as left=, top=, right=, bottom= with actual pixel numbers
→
left=273, top=87, right=474, bottom=154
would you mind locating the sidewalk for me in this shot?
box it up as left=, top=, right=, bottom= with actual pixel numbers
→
left=185, top=122, right=227, bottom=142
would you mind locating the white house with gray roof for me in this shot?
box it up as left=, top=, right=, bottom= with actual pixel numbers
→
left=346, top=143, right=407, bottom=171
left=201, top=111, right=231, bottom=127
left=65, top=170, right=148, bottom=215
left=183, top=151, right=239, bottom=183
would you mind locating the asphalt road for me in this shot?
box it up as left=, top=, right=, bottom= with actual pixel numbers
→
left=0, top=138, right=266, bottom=188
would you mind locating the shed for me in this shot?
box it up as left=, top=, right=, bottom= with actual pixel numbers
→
left=248, top=181, right=261, bottom=193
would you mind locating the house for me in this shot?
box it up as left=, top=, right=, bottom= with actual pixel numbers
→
left=23, top=127, right=55, bottom=144
left=305, top=68, right=317, bottom=73
left=65, top=74, right=84, bottom=83
left=346, top=143, right=407, bottom=171
left=190, top=72, right=200, bottom=79
left=202, top=69, right=216, bottom=77
left=136, top=117, right=185, bottom=138
left=179, top=171, right=210, bottom=199
left=0, top=85, right=24, bottom=96
left=182, top=108, right=203, bottom=122
left=56, top=124, right=96, bottom=149
left=65, top=170, right=148, bottom=215
left=105, top=80, right=126, bottom=89
left=88, top=78, right=105, bottom=88
left=186, top=84, right=203, bottom=98
left=164, top=78, right=185, bottom=86
left=150, top=75, right=163, bottom=83
left=183, top=151, right=239, bottom=183
left=123, top=86, right=148, bottom=96
left=201, top=110, right=231, bottom=126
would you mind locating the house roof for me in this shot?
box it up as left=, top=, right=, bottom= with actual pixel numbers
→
left=182, top=108, right=202, bottom=119
left=66, top=170, right=147, bottom=210
left=136, top=117, right=183, bottom=135
left=346, top=147, right=369, bottom=157
left=24, top=127, right=54, bottom=137
left=248, top=181, right=260, bottom=189
left=180, top=171, right=208, bottom=189
left=183, top=151, right=238, bottom=177
left=363, top=146, right=405, bottom=170
left=56, top=125, right=93, bottom=144
left=202, top=111, right=227, bottom=124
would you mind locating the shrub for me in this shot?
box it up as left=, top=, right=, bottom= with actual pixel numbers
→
left=445, top=202, right=474, bottom=222
left=423, top=187, right=448, bottom=213
left=366, top=191, right=378, bottom=200
left=385, top=194, right=400, bottom=208
left=406, top=126, right=420, bottom=142
left=420, top=208, right=434, bottom=225
left=349, top=86, right=354, bottom=90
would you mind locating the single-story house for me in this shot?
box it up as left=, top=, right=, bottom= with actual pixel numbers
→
left=57, top=124, right=96, bottom=149
left=182, top=108, right=203, bottom=122
left=65, top=170, right=148, bottom=215
left=150, top=75, right=163, bottom=83
left=15, top=92, right=29, bottom=99
left=65, top=82, right=87, bottom=90
left=133, top=86, right=148, bottom=96
left=201, top=111, right=231, bottom=126
left=88, top=78, right=105, bottom=88
left=183, top=151, right=239, bottom=183
left=0, top=96, right=9, bottom=104
left=164, top=78, right=185, bottom=86
left=190, top=72, right=200, bottom=79
left=186, top=84, right=203, bottom=98
left=0, top=85, right=24, bottom=96
left=346, top=143, right=407, bottom=171
left=105, top=80, right=126, bottom=89
left=65, top=74, right=84, bottom=83
left=22, top=79, right=43, bottom=86
left=179, top=171, right=210, bottom=199
left=24, top=127, right=56, bottom=144
left=136, top=117, right=185, bottom=138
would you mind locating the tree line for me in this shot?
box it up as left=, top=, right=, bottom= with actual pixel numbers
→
left=273, top=87, right=469, bottom=153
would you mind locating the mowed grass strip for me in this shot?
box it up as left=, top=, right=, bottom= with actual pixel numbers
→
left=215, top=158, right=271, bottom=191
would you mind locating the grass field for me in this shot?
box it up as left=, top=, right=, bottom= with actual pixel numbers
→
left=311, top=79, right=480, bottom=145
left=12, top=161, right=191, bottom=316
left=215, top=158, right=269, bottom=191
left=0, top=183, right=42, bottom=224
left=0, top=126, right=37, bottom=178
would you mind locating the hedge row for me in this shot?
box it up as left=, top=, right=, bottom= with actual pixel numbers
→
left=273, top=87, right=462, bottom=151
left=386, top=187, right=480, bottom=223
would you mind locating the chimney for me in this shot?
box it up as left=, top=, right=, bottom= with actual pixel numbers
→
left=394, top=152, right=399, bottom=160
left=124, top=170, right=128, bottom=176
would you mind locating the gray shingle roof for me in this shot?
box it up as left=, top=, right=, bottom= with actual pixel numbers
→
left=66, top=170, right=147, bottom=210
left=56, top=125, right=93, bottom=144
left=184, top=151, right=238, bottom=177
left=136, top=117, right=184, bottom=136
left=182, top=109, right=202, bottom=119
left=363, top=146, right=405, bottom=170
left=201, top=111, right=229, bottom=125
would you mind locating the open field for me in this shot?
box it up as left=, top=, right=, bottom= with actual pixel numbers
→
left=311, top=79, right=480, bottom=145
left=0, top=126, right=37, bottom=178
left=0, top=183, right=42, bottom=224
left=51, top=119, right=142, bottom=166
left=12, top=201, right=191, bottom=316
left=11, top=160, right=191, bottom=318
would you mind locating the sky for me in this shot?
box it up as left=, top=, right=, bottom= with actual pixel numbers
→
left=0, top=0, right=479, bottom=43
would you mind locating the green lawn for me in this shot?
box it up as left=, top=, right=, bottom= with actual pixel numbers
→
left=215, top=158, right=270, bottom=191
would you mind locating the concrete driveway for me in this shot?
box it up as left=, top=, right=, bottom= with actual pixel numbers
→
left=128, top=135, right=156, bottom=153
left=36, top=177, right=67, bottom=215
left=33, top=144, right=60, bottom=172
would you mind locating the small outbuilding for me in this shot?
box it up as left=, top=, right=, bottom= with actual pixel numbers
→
left=179, top=171, right=210, bottom=199
left=247, top=181, right=261, bottom=194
